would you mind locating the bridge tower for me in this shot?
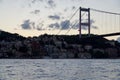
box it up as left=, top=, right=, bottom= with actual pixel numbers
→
left=79, top=7, right=90, bottom=38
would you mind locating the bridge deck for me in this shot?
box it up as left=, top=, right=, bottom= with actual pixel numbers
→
left=81, top=32, right=120, bottom=38
left=99, top=32, right=120, bottom=37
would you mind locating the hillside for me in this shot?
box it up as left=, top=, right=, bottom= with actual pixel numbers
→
left=0, top=30, right=120, bottom=59
left=0, top=30, right=26, bottom=41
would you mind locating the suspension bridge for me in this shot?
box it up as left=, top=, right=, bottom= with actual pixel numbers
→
left=56, top=7, right=120, bottom=38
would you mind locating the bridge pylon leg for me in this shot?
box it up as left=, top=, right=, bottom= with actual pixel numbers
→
left=79, top=7, right=91, bottom=38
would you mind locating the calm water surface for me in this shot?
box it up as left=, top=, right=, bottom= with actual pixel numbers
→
left=0, top=59, right=120, bottom=80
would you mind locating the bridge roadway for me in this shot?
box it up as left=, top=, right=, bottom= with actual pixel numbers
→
left=81, top=32, right=120, bottom=38
left=98, top=32, right=120, bottom=37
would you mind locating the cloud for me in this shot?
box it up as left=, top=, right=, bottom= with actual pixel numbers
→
left=21, top=20, right=32, bottom=29
left=21, top=19, right=46, bottom=31
left=28, top=0, right=43, bottom=7
left=73, top=23, right=88, bottom=30
left=47, top=19, right=98, bottom=31
left=92, top=26, right=98, bottom=29
left=36, top=22, right=44, bottom=31
left=48, top=14, right=60, bottom=20
left=21, top=19, right=47, bottom=31
left=90, top=19, right=95, bottom=24
left=71, top=0, right=82, bottom=2
left=48, top=20, right=70, bottom=30
left=47, top=19, right=97, bottom=31
left=72, top=19, right=98, bottom=30
left=64, top=8, right=68, bottom=12
left=72, top=6, right=76, bottom=10
left=31, top=22, right=35, bottom=29
left=31, top=10, right=40, bottom=14
left=31, top=0, right=36, bottom=3
left=31, top=0, right=43, bottom=4
left=21, top=19, right=38, bottom=30
left=36, top=26, right=44, bottom=31
left=90, top=19, right=98, bottom=29
left=29, top=0, right=56, bottom=9
left=64, top=6, right=76, bottom=12
left=47, top=0, right=56, bottom=8
left=60, top=20, right=70, bottom=30
left=49, top=22, right=60, bottom=29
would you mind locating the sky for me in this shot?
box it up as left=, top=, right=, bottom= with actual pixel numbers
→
left=0, top=0, right=120, bottom=40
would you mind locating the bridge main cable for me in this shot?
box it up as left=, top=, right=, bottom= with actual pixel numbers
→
left=91, top=8, right=120, bottom=15
left=65, top=12, right=86, bottom=35
left=56, top=8, right=79, bottom=35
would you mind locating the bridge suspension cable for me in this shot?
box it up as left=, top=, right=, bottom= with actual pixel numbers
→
left=65, top=20, right=79, bottom=35
left=56, top=8, right=79, bottom=35
left=65, top=12, right=86, bottom=35
left=91, top=8, right=120, bottom=15
left=56, top=7, right=120, bottom=37
left=90, top=8, right=120, bottom=36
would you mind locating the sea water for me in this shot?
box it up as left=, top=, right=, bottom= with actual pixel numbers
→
left=0, top=59, right=120, bottom=80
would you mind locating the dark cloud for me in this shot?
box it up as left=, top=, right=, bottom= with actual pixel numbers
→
left=36, top=22, right=44, bottom=31
left=31, top=0, right=43, bottom=4
left=73, top=24, right=91, bottom=30
left=39, top=0, right=43, bottom=1
left=92, top=26, right=98, bottom=29
left=49, top=22, right=60, bottom=29
left=47, top=0, right=56, bottom=8
left=21, top=19, right=46, bottom=31
left=72, top=19, right=98, bottom=30
left=71, top=0, right=82, bottom=2
left=48, top=19, right=97, bottom=30
left=73, top=23, right=88, bottom=30
left=48, top=20, right=70, bottom=30
left=72, top=6, right=76, bottom=10
left=48, top=14, right=60, bottom=20
left=81, top=26, right=88, bottom=30
left=70, top=21, right=78, bottom=29
left=31, top=22, right=35, bottom=29
left=90, top=19, right=98, bottom=29
left=28, top=0, right=43, bottom=7
left=90, top=19, right=95, bottom=24
left=60, top=20, right=70, bottom=30
left=31, top=0, right=36, bottom=3
left=26, top=0, right=43, bottom=8
left=36, top=26, right=44, bottom=31
left=64, top=6, right=76, bottom=12
left=29, top=0, right=56, bottom=9
left=21, top=20, right=32, bottom=29
left=31, top=10, right=40, bottom=14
